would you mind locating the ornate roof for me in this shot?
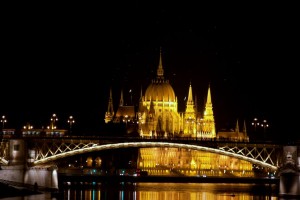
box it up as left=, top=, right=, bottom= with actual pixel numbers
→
left=145, top=80, right=175, bottom=102
left=144, top=47, right=176, bottom=102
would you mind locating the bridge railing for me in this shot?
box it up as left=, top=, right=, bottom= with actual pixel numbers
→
left=1, top=132, right=291, bottom=170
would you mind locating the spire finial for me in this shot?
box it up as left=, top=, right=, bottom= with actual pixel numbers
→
left=187, top=82, right=193, bottom=104
left=157, top=47, right=164, bottom=78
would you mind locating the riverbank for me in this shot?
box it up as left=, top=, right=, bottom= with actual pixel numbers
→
left=0, top=181, right=42, bottom=198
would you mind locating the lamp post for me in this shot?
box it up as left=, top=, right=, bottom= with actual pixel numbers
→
left=251, top=118, right=259, bottom=132
left=50, top=113, right=58, bottom=130
left=67, top=115, right=75, bottom=135
left=129, top=89, right=133, bottom=105
left=124, top=115, right=128, bottom=126
left=261, top=119, right=269, bottom=138
left=1, top=115, right=7, bottom=132
left=23, top=123, right=33, bottom=130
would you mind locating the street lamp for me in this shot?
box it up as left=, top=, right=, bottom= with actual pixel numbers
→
left=124, top=115, right=128, bottom=125
left=129, top=89, right=133, bottom=105
left=23, top=123, right=33, bottom=130
left=251, top=118, right=259, bottom=132
left=1, top=115, right=7, bottom=130
left=50, top=113, right=58, bottom=130
left=67, top=116, right=75, bottom=135
left=261, top=119, right=269, bottom=138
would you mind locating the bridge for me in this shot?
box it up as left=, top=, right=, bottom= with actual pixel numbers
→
left=0, top=135, right=287, bottom=170
left=0, top=134, right=299, bottom=197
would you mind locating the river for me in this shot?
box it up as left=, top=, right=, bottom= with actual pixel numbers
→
left=0, top=182, right=281, bottom=200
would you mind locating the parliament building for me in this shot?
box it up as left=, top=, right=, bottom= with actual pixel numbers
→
left=103, top=49, right=252, bottom=177
left=104, top=49, right=248, bottom=141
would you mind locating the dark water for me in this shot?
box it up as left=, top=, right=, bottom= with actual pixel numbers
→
left=64, top=182, right=280, bottom=200
left=1, top=182, right=281, bottom=200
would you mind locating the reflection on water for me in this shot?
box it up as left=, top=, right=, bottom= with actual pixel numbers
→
left=0, top=182, right=279, bottom=200
left=62, top=182, right=279, bottom=200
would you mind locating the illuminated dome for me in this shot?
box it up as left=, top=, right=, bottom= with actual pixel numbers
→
left=144, top=48, right=176, bottom=102
left=145, top=79, right=176, bottom=102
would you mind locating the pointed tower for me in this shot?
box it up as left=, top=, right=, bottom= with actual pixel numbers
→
left=104, top=87, right=114, bottom=123
left=184, top=82, right=196, bottom=135
left=119, top=89, right=124, bottom=106
left=156, top=47, right=164, bottom=81
left=235, top=119, right=239, bottom=133
left=235, top=119, right=240, bottom=139
left=138, top=86, right=144, bottom=111
left=203, top=84, right=216, bottom=137
left=243, top=120, right=248, bottom=141
left=185, top=82, right=195, bottom=114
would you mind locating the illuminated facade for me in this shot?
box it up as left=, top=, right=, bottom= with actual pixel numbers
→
left=138, top=148, right=254, bottom=177
left=105, top=49, right=216, bottom=138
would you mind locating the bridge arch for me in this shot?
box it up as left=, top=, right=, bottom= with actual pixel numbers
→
left=33, top=142, right=277, bottom=171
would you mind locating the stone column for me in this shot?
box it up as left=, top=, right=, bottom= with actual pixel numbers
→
left=279, top=146, right=300, bottom=198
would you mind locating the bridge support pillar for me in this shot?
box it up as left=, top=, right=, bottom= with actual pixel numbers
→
left=9, top=139, right=26, bottom=165
left=0, top=164, right=58, bottom=190
left=279, top=146, right=300, bottom=198
left=279, top=172, right=300, bottom=198
left=0, top=139, right=58, bottom=190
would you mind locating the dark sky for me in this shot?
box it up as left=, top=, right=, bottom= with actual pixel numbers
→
left=1, top=2, right=299, bottom=140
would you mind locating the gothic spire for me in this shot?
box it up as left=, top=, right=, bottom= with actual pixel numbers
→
left=243, top=120, right=247, bottom=135
left=108, top=87, right=114, bottom=113
left=206, top=83, right=212, bottom=105
left=156, top=47, right=164, bottom=80
left=203, top=83, right=216, bottom=137
left=204, top=83, right=214, bottom=118
left=104, top=87, right=114, bottom=123
left=119, top=89, right=124, bottom=106
left=235, top=119, right=239, bottom=133
left=140, top=86, right=143, bottom=100
left=187, top=82, right=193, bottom=105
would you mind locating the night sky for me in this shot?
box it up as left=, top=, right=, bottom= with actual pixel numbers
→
left=1, top=3, right=299, bottom=140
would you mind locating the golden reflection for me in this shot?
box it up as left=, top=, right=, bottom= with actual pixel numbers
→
left=84, top=189, right=101, bottom=200
left=86, top=156, right=93, bottom=167
left=95, top=157, right=102, bottom=167
left=138, top=147, right=254, bottom=177
left=64, top=183, right=278, bottom=199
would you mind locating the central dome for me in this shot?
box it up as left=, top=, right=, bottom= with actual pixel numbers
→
left=144, top=48, right=176, bottom=102
left=145, top=80, right=176, bottom=102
